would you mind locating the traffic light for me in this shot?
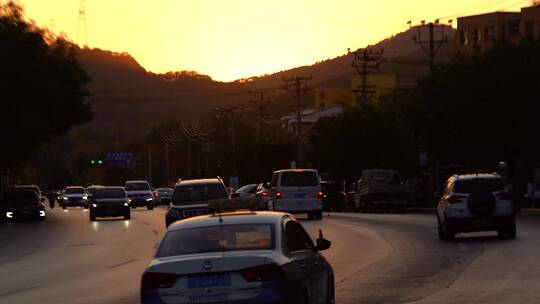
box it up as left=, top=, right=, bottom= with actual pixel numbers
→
left=90, top=160, right=96, bottom=165
left=90, top=159, right=103, bottom=166
left=98, top=160, right=103, bottom=165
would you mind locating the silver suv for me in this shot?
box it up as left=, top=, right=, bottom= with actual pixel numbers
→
left=436, top=173, right=516, bottom=240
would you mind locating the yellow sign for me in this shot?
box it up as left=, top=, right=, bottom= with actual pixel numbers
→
left=351, top=74, right=396, bottom=104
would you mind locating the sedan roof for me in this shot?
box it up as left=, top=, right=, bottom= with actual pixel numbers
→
left=168, top=211, right=288, bottom=231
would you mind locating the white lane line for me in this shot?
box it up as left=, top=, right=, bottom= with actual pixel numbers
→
left=0, top=286, right=38, bottom=297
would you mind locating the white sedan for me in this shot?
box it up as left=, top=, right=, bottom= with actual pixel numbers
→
left=141, top=211, right=335, bottom=304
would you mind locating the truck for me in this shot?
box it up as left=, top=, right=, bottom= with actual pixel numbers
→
left=354, top=169, right=414, bottom=212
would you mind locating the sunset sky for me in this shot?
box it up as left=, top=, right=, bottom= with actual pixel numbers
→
left=12, top=0, right=532, bottom=81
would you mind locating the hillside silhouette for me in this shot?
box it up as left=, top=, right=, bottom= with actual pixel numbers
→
left=78, top=26, right=455, bottom=131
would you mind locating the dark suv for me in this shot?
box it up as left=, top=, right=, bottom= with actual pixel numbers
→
left=165, top=178, right=228, bottom=227
left=1, top=189, right=46, bottom=222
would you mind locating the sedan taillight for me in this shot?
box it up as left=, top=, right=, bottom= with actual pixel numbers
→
left=317, top=191, right=325, bottom=199
left=241, top=264, right=282, bottom=282
left=141, top=272, right=178, bottom=290
left=275, top=192, right=283, bottom=199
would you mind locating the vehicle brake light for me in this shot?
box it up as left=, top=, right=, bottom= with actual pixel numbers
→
left=447, top=195, right=467, bottom=204
left=294, top=169, right=305, bottom=172
left=261, top=192, right=268, bottom=196
left=141, top=272, right=178, bottom=290
left=497, top=191, right=512, bottom=200
left=317, top=191, right=324, bottom=199
left=275, top=192, right=283, bottom=199
left=241, top=264, right=282, bottom=282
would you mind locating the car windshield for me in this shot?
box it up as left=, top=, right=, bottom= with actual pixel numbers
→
left=454, top=178, right=506, bottom=193
left=125, top=182, right=150, bottom=191
left=1, top=190, right=39, bottom=206
left=172, top=183, right=228, bottom=205
left=280, top=172, right=319, bottom=187
left=236, top=184, right=256, bottom=193
left=64, top=188, right=86, bottom=194
left=94, top=188, right=125, bottom=199
left=156, top=224, right=275, bottom=257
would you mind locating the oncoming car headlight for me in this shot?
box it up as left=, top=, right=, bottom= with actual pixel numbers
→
left=39, top=210, right=45, bottom=217
left=63, top=197, right=68, bottom=200
left=82, top=196, right=88, bottom=200
left=146, top=197, right=153, bottom=202
left=6, top=212, right=13, bottom=218
left=124, top=203, right=129, bottom=206
left=92, top=204, right=98, bottom=208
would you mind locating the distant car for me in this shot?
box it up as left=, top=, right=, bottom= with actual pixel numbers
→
left=1, top=189, right=46, bottom=222
left=85, top=185, right=103, bottom=198
left=141, top=211, right=334, bottom=304
left=321, top=181, right=346, bottom=212
left=437, top=173, right=516, bottom=240
left=125, top=180, right=155, bottom=210
left=254, top=183, right=271, bottom=210
left=60, top=186, right=90, bottom=209
left=232, top=184, right=258, bottom=199
left=268, top=169, right=324, bottom=220
left=89, top=186, right=131, bottom=221
left=354, top=169, right=413, bottom=212
left=165, top=178, right=229, bottom=227
left=154, top=188, right=174, bottom=205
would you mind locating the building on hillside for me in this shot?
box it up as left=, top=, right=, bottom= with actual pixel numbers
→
left=456, top=4, right=540, bottom=53
left=281, top=106, right=344, bottom=134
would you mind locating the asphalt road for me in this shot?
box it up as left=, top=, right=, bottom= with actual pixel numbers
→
left=1, top=206, right=539, bottom=304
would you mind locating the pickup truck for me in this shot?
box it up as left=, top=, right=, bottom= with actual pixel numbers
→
left=354, top=170, right=414, bottom=212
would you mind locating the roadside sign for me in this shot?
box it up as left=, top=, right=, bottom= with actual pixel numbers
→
left=106, top=152, right=135, bottom=167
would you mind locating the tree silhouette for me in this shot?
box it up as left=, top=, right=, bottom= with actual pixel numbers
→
left=0, top=2, right=93, bottom=171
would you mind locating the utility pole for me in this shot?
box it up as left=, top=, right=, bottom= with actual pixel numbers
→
left=214, top=106, right=244, bottom=175
left=283, top=76, right=312, bottom=167
left=351, top=47, right=383, bottom=104
left=147, top=149, right=152, bottom=185
left=250, top=90, right=271, bottom=137
left=181, top=123, right=211, bottom=178
left=411, top=19, right=450, bottom=72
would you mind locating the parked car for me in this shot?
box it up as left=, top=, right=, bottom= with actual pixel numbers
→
left=125, top=180, right=155, bottom=210
left=165, top=178, right=229, bottom=227
left=1, top=188, right=46, bottom=222
left=89, top=186, right=131, bottom=221
left=268, top=169, right=324, bottom=220
left=321, top=181, right=346, bottom=211
left=142, top=211, right=334, bottom=304
left=354, top=170, right=414, bottom=212
left=154, top=187, right=174, bottom=205
left=437, top=173, right=516, bottom=240
left=60, top=186, right=90, bottom=209
left=231, top=184, right=258, bottom=199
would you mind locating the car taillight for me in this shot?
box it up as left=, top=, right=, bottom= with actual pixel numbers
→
left=497, top=191, right=512, bottom=200
left=447, top=195, right=467, bottom=204
left=275, top=192, right=283, bottom=199
left=141, top=272, right=178, bottom=290
left=261, top=192, right=268, bottom=196
left=317, top=191, right=324, bottom=199
left=241, top=264, right=282, bottom=282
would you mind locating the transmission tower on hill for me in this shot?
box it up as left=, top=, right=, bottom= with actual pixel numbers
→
left=77, top=0, right=88, bottom=47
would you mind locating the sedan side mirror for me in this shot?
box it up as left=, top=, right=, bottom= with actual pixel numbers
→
left=314, top=229, right=331, bottom=251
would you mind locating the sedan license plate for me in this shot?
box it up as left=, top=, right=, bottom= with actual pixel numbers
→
left=188, top=274, right=231, bottom=289
left=294, top=193, right=306, bottom=199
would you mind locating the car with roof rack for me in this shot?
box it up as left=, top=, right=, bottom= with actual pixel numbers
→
left=436, top=173, right=516, bottom=240
left=142, top=211, right=334, bottom=304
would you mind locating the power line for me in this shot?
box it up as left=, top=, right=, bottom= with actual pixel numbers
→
left=411, top=21, right=449, bottom=72
left=249, top=90, right=272, bottom=137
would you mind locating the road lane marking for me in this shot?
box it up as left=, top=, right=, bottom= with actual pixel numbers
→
left=152, top=229, right=159, bottom=235
left=108, top=258, right=138, bottom=269
left=0, top=286, right=38, bottom=297
left=67, top=242, right=96, bottom=247
left=143, top=222, right=150, bottom=226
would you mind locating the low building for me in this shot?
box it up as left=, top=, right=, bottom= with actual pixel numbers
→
left=281, top=106, right=344, bottom=134
left=456, top=4, right=540, bottom=53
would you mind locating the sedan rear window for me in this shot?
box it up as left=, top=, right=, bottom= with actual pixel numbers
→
left=1, top=190, right=39, bottom=205
left=454, top=178, right=505, bottom=194
left=156, top=224, right=275, bottom=257
left=280, top=172, right=319, bottom=187
left=172, top=183, right=228, bottom=205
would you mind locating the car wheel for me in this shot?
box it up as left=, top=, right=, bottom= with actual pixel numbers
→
left=90, top=213, right=96, bottom=221
left=315, top=210, right=323, bottom=220
left=124, top=212, right=131, bottom=220
left=498, top=216, right=516, bottom=239
left=62, top=205, right=66, bottom=210
left=147, top=204, right=154, bottom=210
left=326, top=275, right=335, bottom=304
left=307, top=212, right=315, bottom=220
left=438, top=220, right=445, bottom=240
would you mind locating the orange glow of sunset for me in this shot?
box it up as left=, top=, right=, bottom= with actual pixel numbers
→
left=12, top=0, right=532, bottom=81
